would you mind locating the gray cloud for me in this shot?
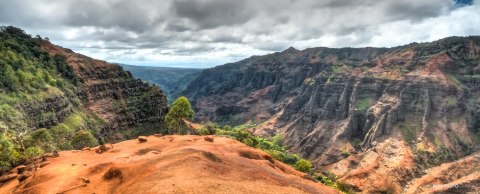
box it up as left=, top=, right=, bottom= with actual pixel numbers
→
left=171, top=0, right=254, bottom=29
left=0, top=0, right=478, bottom=67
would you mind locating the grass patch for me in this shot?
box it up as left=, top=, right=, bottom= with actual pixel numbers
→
left=446, top=96, right=457, bottom=106
left=331, top=66, right=347, bottom=74
left=397, top=123, right=416, bottom=144
left=356, top=98, right=372, bottom=111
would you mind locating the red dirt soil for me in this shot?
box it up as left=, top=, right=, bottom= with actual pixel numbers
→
left=0, top=135, right=337, bottom=194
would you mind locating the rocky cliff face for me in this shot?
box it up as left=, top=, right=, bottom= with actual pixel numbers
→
left=182, top=36, right=480, bottom=193
left=40, top=43, right=169, bottom=140
left=0, top=27, right=171, bottom=176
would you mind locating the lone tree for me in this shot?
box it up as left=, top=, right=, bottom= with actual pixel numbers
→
left=165, top=96, right=195, bottom=134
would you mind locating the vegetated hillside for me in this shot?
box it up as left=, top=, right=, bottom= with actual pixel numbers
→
left=0, top=135, right=338, bottom=194
left=181, top=37, right=480, bottom=193
left=0, top=26, right=168, bottom=172
left=120, top=64, right=202, bottom=102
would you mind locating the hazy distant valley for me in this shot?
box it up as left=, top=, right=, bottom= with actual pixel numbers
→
left=119, top=64, right=202, bottom=102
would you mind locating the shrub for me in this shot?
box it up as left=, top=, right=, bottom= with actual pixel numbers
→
left=24, top=146, right=44, bottom=160
left=24, top=128, right=55, bottom=152
left=71, top=130, right=98, bottom=149
left=266, top=150, right=299, bottom=165
left=242, top=138, right=255, bottom=147
left=49, top=124, right=75, bottom=150
left=271, top=134, right=284, bottom=147
left=64, top=114, right=85, bottom=129
left=0, top=134, right=22, bottom=171
left=198, top=122, right=217, bottom=135
left=294, top=159, right=312, bottom=173
left=315, top=172, right=353, bottom=193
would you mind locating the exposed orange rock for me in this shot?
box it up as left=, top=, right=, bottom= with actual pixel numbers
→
left=0, top=135, right=337, bottom=194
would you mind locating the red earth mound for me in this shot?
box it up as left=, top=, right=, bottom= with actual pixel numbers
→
left=0, top=135, right=337, bottom=194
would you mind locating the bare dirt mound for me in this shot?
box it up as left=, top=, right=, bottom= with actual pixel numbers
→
left=0, top=135, right=337, bottom=194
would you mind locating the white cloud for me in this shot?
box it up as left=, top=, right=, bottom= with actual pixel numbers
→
left=0, top=0, right=478, bottom=68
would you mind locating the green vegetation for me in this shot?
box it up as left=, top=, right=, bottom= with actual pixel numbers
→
left=198, top=121, right=217, bottom=135
left=70, top=130, right=98, bottom=149
left=446, top=95, right=457, bottom=106
left=0, top=134, right=22, bottom=171
left=165, top=96, right=195, bottom=134
left=356, top=98, right=372, bottom=111
left=314, top=172, right=352, bottom=193
left=22, top=111, right=103, bottom=152
left=214, top=124, right=307, bottom=171
left=397, top=123, right=417, bottom=144
left=0, top=26, right=77, bottom=93
left=414, top=146, right=456, bottom=168
left=341, top=146, right=351, bottom=157
left=196, top=122, right=351, bottom=193
left=331, top=65, right=347, bottom=74
left=294, top=159, right=313, bottom=172
left=0, top=26, right=104, bottom=171
left=325, top=76, right=332, bottom=84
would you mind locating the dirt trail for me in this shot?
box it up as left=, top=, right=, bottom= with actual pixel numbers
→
left=0, top=135, right=337, bottom=194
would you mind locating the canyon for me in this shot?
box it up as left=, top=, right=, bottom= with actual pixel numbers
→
left=2, top=26, right=480, bottom=193
left=182, top=36, right=480, bottom=193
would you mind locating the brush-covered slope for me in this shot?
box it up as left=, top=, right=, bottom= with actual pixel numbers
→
left=120, top=64, right=202, bottom=102
left=0, top=26, right=168, bottom=172
left=0, top=135, right=338, bottom=194
left=182, top=36, right=480, bottom=193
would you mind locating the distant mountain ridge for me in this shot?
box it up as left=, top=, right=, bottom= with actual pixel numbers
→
left=181, top=36, right=480, bottom=193
left=120, top=64, right=202, bottom=102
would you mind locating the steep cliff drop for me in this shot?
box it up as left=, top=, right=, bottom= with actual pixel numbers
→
left=0, top=26, right=168, bottom=176
left=41, top=42, right=169, bottom=140
left=0, top=135, right=338, bottom=194
left=182, top=37, right=480, bottom=193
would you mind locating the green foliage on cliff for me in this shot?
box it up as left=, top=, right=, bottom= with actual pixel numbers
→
left=0, top=26, right=102, bottom=172
left=70, top=130, right=98, bottom=149
left=314, top=172, right=353, bottom=194
left=165, top=96, right=195, bottom=134
left=356, top=98, right=372, bottom=111
left=26, top=112, right=103, bottom=151
left=0, top=26, right=77, bottom=93
left=294, top=158, right=313, bottom=172
left=0, top=134, right=22, bottom=171
left=198, top=121, right=217, bottom=135
left=24, top=128, right=55, bottom=151
left=397, top=123, right=417, bottom=144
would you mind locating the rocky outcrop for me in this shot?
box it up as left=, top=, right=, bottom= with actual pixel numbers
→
left=182, top=36, right=480, bottom=192
left=40, top=43, right=169, bottom=140
left=16, top=94, right=74, bottom=129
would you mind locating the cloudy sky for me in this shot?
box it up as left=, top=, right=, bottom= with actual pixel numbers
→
left=0, top=0, right=479, bottom=68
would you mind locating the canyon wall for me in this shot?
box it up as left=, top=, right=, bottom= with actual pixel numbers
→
left=182, top=36, right=480, bottom=193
